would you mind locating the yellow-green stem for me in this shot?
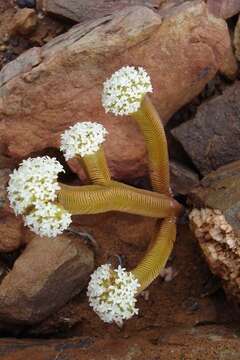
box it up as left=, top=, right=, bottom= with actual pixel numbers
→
left=78, top=147, right=111, bottom=185
left=57, top=182, right=179, bottom=218
left=132, top=95, right=170, bottom=195
left=132, top=217, right=176, bottom=293
left=131, top=94, right=179, bottom=293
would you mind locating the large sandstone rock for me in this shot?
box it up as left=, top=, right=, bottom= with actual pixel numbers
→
left=207, top=0, right=240, bottom=19
left=234, top=15, right=240, bottom=61
left=0, top=169, right=10, bottom=212
left=0, top=216, right=24, bottom=252
left=38, top=0, right=240, bottom=23
left=0, top=234, right=94, bottom=324
left=0, top=2, right=237, bottom=180
left=189, top=161, right=240, bottom=302
left=172, top=82, right=240, bottom=176
left=37, top=0, right=164, bottom=22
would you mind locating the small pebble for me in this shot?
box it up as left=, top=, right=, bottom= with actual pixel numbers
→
left=0, top=45, right=7, bottom=52
left=182, top=297, right=200, bottom=313
left=16, top=0, right=36, bottom=8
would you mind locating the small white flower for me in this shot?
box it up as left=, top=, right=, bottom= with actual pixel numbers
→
left=60, top=122, right=108, bottom=160
left=102, top=66, right=152, bottom=116
left=24, top=202, right=72, bottom=238
left=87, top=264, right=140, bottom=326
left=7, top=156, right=64, bottom=215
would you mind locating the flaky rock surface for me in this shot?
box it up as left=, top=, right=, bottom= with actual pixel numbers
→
left=0, top=234, right=94, bottom=324
left=0, top=2, right=237, bottom=180
left=172, top=82, right=240, bottom=176
left=189, top=161, right=240, bottom=302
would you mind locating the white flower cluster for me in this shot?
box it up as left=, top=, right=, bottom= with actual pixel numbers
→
left=7, top=156, right=72, bottom=237
left=102, top=66, right=152, bottom=116
left=7, top=156, right=64, bottom=215
left=60, top=122, right=108, bottom=160
left=87, top=264, right=140, bottom=326
left=24, top=203, right=72, bottom=238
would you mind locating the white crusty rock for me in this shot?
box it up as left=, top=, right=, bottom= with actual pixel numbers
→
left=189, top=208, right=240, bottom=300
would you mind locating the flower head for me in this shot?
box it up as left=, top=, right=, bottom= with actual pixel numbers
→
left=87, top=264, right=140, bottom=326
left=102, top=66, right=152, bottom=116
left=60, top=122, right=108, bottom=160
left=24, top=202, right=72, bottom=238
left=7, top=156, right=64, bottom=215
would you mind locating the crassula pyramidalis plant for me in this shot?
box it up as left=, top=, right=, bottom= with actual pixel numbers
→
left=7, top=66, right=182, bottom=325
left=86, top=66, right=180, bottom=325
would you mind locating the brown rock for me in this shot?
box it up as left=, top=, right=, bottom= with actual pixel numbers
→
left=170, top=160, right=199, bottom=195
left=0, top=169, right=10, bottom=212
left=0, top=325, right=240, bottom=359
left=207, top=0, right=240, bottom=19
left=189, top=161, right=240, bottom=234
left=11, top=8, right=38, bottom=36
left=234, top=15, right=240, bottom=61
left=0, top=216, right=24, bottom=252
left=37, top=0, right=163, bottom=23
left=172, top=82, right=240, bottom=176
left=0, top=234, right=94, bottom=324
left=0, top=2, right=237, bottom=180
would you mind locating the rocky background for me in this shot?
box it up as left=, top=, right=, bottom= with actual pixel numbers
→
left=0, top=0, right=240, bottom=359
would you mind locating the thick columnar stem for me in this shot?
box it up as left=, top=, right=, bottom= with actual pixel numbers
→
left=132, top=217, right=176, bottom=293
left=131, top=94, right=179, bottom=294
left=58, top=183, right=179, bottom=218
left=132, top=95, right=170, bottom=195
left=78, top=147, right=111, bottom=185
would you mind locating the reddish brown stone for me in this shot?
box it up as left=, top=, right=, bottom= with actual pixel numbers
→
left=0, top=169, right=10, bottom=214
left=234, top=15, right=240, bottom=61
left=0, top=328, right=240, bottom=360
left=0, top=234, right=94, bottom=324
left=207, top=0, right=240, bottom=19
left=0, top=216, right=24, bottom=252
left=10, top=8, right=38, bottom=36
left=37, top=0, right=164, bottom=22
left=172, top=82, right=240, bottom=176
